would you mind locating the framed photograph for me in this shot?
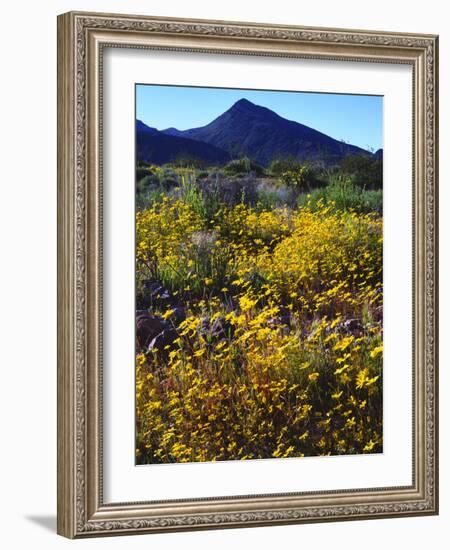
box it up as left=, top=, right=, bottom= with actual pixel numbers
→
left=57, top=11, right=439, bottom=538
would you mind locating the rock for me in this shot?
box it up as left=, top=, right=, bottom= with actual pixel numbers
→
left=343, top=318, right=363, bottom=333
left=136, top=311, right=169, bottom=350
left=279, top=311, right=291, bottom=328
left=170, top=306, right=186, bottom=325
left=200, top=315, right=234, bottom=343
left=322, top=317, right=364, bottom=339
left=147, top=328, right=179, bottom=354
left=372, top=306, right=383, bottom=323
left=210, top=317, right=232, bottom=339
left=264, top=306, right=291, bottom=336
left=137, top=280, right=186, bottom=328
left=331, top=416, right=346, bottom=430
left=142, top=281, right=182, bottom=310
left=267, top=306, right=291, bottom=331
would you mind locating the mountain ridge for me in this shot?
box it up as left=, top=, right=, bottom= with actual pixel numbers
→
left=136, top=121, right=231, bottom=166
left=140, top=99, right=374, bottom=167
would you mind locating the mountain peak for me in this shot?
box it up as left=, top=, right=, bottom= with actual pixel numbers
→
left=233, top=98, right=255, bottom=107
left=161, top=126, right=184, bottom=137
left=227, top=98, right=283, bottom=122
left=136, top=120, right=158, bottom=134
left=229, top=98, right=260, bottom=113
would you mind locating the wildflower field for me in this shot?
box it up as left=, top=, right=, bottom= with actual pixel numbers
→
left=135, top=164, right=383, bottom=464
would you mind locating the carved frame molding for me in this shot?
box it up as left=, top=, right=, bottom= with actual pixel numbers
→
left=57, top=11, right=438, bottom=538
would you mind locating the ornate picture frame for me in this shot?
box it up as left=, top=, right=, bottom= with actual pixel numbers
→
left=57, top=11, right=438, bottom=538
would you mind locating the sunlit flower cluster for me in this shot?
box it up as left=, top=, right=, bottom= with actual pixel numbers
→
left=136, top=193, right=383, bottom=464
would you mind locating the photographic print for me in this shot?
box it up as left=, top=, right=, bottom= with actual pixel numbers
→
left=135, top=84, right=384, bottom=465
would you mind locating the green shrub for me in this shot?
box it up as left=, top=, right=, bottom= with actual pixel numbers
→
left=136, top=167, right=150, bottom=182
left=169, top=155, right=205, bottom=169
left=340, top=154, right=383, bottom=189
left=196, top=170, right=210, bottom=179
left=269, top=157, right=303, bottom=176
left=223, top=157, right=264, bottom=177
left=298, top=176, right=382, bottom=215
left=136, top=174, right=157, bottom=192
left=269, top=158, right=322, bottom=190
left=136, top=188, right=166, bottom=210
left=279, top=165, right=314, bottom=191
left=180, top=172, right=222, bottom=222
left=256, top=182, right=296, bottom=210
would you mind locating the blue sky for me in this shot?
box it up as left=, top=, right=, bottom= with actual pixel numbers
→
left=136, top=84, right=383, bottom=152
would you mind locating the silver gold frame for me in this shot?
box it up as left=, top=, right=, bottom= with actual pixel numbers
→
left=57, top=11, right=439, bottom=539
